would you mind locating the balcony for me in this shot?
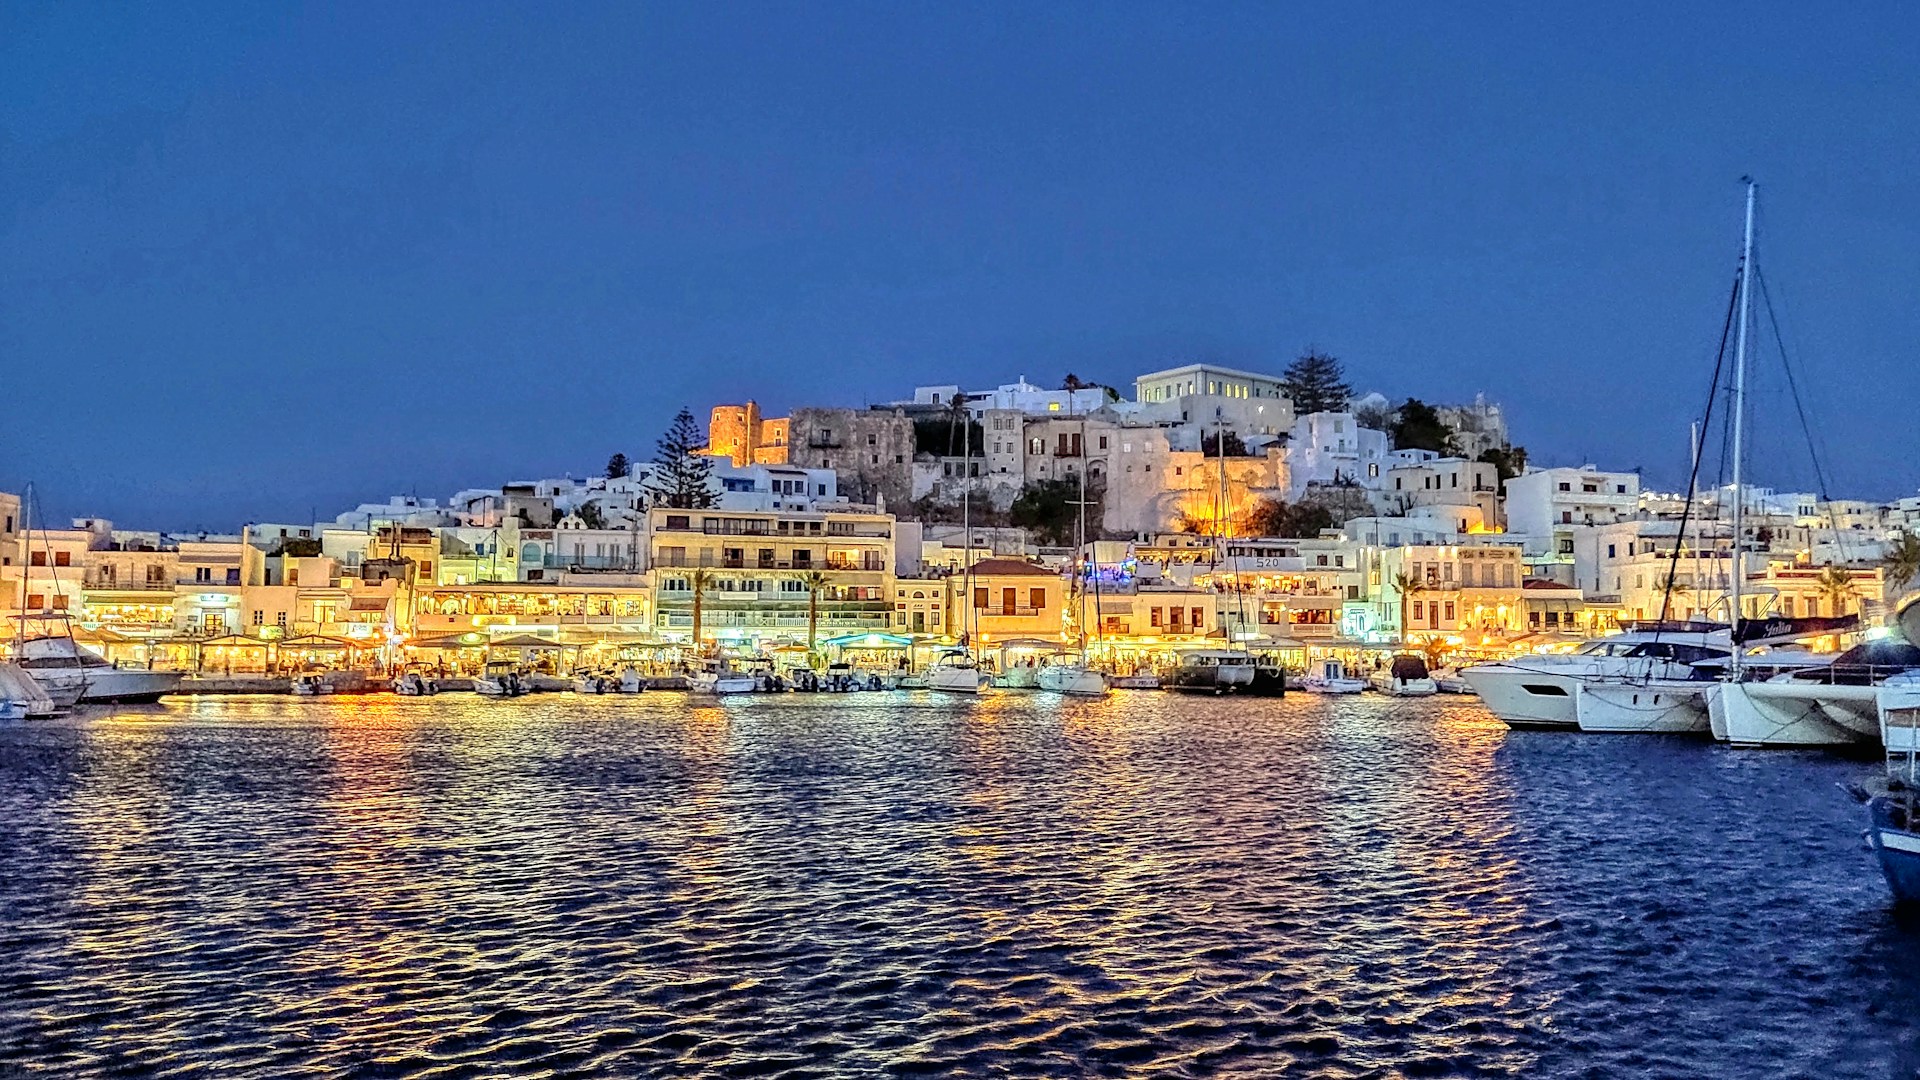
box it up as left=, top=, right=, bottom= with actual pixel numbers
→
left=806, top=437, right=843, bottom=449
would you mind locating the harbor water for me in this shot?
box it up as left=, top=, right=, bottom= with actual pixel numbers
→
left=1, top=693, right=1915, bottom=1077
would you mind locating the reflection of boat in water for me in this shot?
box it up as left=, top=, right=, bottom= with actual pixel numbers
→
left=1168, top=650, right=1254, bottom=694
left=1369, top=655, right=1437, bottom=697
left=16, top=636, right=181, bottom=704
left=1301, top=658, right=1366, bottom=694
left=1109, top=672, right=1160, bottom=690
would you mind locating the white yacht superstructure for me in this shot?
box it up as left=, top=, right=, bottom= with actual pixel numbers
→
left=1461, top=630, right=1730, bottom=730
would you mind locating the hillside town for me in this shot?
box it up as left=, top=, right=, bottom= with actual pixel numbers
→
left=4, top=351, right=1916, bottom=686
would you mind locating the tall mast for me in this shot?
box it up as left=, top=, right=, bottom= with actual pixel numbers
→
left=1074, top=403, right=1090, bottom=660
left=1729, top=178, right=1755, bottom=673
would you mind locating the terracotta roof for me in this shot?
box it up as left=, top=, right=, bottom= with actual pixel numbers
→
left=1521, top=578, right=1580, bottom=591
left=966, top=558, right=1057, bottom=577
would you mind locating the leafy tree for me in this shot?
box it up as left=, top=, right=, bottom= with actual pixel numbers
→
left=1886, top=530, right=1920, bottom=599
left=1389, top=398, right=1457, bottom=453
left=1200, top=430, right=1249, bottom=457
left=574, top=502, right=606, bottom=530
left=1010, top=479, right=1081, bottom=547
left=1243, top=498, right=1335, bottom=539
left=1280, top=350, right=1352, bottom=415
left=1478, top=446, right=1528, bottom=492
left=1062, top=373, right=1085, bottom=391
left=1353, top=402, right=1395, bottom=431
left=605, top=452, right=632, bottom=479
left=647, top=408, right=716, bottom=509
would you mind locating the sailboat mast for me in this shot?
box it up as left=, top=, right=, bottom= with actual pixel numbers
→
left=1729, top=178, right=1755, bottom=674
left=1075, top=406, right=1090, bottom=658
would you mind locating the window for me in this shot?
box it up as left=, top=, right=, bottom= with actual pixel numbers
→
left=54, top=551, right=70, bottom=567
left=252, top=610, right=264, bottom=626
left=1616, top=484, right=1627, bottom=494
left=276, top=611, right=288, bottom=628
left=1561, top=511, right=1573, bottom=524
left=29, top=551, right=45, bottom=567
left=1029, top=587, right=1046, bottom=609
left=973, top=587, right=989, bottom=610
left=1443, top=601, right=1456, bottom=621
left=1150, top=607, right=1162, bottom=627
left=1607, top=544, right=1616, bottom=558
left=1412, top=601, right=1425, bottom=621
left=195, top=567, right=213, bottom=583
left=1098, top=436, right=1108, bottom=450
left=665, top=515, right=690, bottom=530
left=227, top=568, right=240, bottom=585
left=50, top=594, right=69, bottom=610
left=1558, top=482, right=1571, bottom=492
left=1191, top=607, right=1204, bottom=628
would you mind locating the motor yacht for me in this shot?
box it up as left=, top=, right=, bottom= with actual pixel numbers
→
left=688, top=659, right=756, bottom=695
left=1460, top=628, right=1730, bottom=730
left=15, top=636, right=181, bottom=705
left=1369, top=655, right=1438, bottom=697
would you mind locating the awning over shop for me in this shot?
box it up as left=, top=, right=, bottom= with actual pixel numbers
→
left=279, top=634, right=370, bottom=650
left=411, top=633, right=488, bottom=649
left=197, top=634, right=273, bottom=649
left=347, top=595, right=390, bottom=612
left=820, top=632, right=913, bottom=649
left=487, top=634, right=565, bottom=649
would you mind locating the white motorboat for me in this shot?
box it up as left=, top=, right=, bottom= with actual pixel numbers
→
left=573, top=671, right=614, bottom=694
left=1368, top=655, right=1438, bottom=697
left=688, top=660, right=756, bottom=695
left=1460, top=628, right=1730, bottom=730
left=0, top=663, right=57, bottom=718
left=1576, top=680, right=1711, bottom=734
left=1301, top=658, right=1367, bottom=694
left=1168, top=650, right=1255, bottom=694
left=290, top=674, right=333, bottom=696
left=994, top=664, right=1041, bottom=690
left=474, top=662, right=530, bottom=697
left=1036, top=658, right=1109, bottom=697
left=926, top=651, right=988, bottom=694
left=15, top=636, right=181, bottom=704
left=616, top=666, right=647, bottom=693
left=393, top=671, right=439, bottom=696
left=1431, top=668, right=1475, bottom=694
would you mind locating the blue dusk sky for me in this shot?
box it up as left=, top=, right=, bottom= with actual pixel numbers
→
left=2, top=3, right=1916, bottom=530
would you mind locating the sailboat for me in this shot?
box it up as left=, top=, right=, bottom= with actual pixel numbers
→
left=1038, top=408, right=1109, bottom=697
left=929, top=407, right=988, bottom=694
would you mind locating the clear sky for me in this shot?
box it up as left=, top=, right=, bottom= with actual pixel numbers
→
left=3, top=3, right=1916, bottom=530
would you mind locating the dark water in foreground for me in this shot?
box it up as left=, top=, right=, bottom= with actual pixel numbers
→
left=0, top=693, right=1914, bottom=1078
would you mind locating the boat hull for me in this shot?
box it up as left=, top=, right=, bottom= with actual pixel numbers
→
left=1576, top=682, right=1709, bottom=734
left=1036, top=666, right=1108, bottom=696
left=1709, top=681, right=1874, bottom=748
left=1460, top=664, right=1580, bottom=730
left=1869, top=797, right=1920, bottom=905
left=927, top=668, right=986, bottom=694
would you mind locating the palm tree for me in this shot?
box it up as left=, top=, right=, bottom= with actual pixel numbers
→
left=1814, top=563, right=1857, bottom=618
left=803, top=569, right=829, bottom=656
left=1886, top=530, right=1920, bottom=602
left=1391, top=572, right=1426, bottom=646
left=688, top=567, right=713, bottom=655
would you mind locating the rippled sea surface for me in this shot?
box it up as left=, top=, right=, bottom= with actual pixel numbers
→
left=2, top=691, right=1916, bottom=1078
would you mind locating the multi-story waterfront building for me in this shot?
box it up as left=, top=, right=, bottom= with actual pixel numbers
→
left=1505, top=465, right=1641, bottom=560
left=960, top=559, right=1064, bottom=643
left=648, top=504, right=895, bottom=649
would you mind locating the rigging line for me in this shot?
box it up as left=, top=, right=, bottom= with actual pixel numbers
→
left=1753, top=261, right=1850, bottom=567
left=1655, top=268, right=1743, bottom=629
